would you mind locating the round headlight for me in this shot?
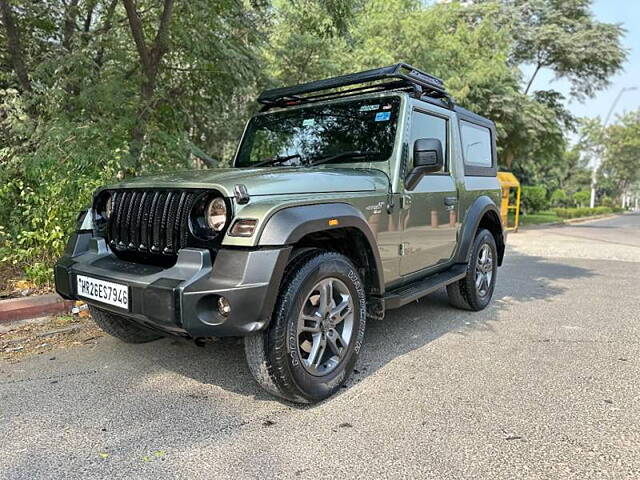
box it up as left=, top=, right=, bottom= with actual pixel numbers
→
left=205, top=197, right=227, bottom=231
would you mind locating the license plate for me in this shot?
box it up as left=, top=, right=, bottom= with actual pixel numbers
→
left=76, top=275, right=129, bottom=311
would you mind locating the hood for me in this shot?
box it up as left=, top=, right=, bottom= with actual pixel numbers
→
left=109, top=166, right=389, bottom=197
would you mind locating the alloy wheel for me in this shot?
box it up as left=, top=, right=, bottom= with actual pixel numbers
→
left=297, top=277, right=355, bottom=376
left=475, top=243, right=494, bottom=297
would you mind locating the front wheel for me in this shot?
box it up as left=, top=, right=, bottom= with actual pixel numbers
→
left=244, top=251, right=367, bottom=403
left=446, top=228, right=498, bottom=311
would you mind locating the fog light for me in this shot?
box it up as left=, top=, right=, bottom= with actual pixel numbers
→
left=229, top=218, right=258, bottom=237
left=218, top=296, right=231, bottom=316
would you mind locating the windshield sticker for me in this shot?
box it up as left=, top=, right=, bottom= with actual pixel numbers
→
left=360, top=104, right=379, bottom=112
left=302, top=118, right=315, bottom=126
left=375, top=111, right=391, bottom=122
left=382, top=104, right=392, bottom=110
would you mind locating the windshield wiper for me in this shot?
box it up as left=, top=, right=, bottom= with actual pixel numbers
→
left=308, top=151, right=381, bottom=166
left=253, top=153, right=302, bottom=167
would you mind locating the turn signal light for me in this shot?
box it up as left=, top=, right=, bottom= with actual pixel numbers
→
left=229, top=218, right=258, bottom=237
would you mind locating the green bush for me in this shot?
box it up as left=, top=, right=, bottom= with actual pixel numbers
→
left=521, top=186, right=548, bottom=213
left=601, top=196, right=615, bottom=207
left=550, top=189, right=568, bottom=207
left=572, top=190, right=591, bottom=207
left=554, top=207, right=613, bottom=219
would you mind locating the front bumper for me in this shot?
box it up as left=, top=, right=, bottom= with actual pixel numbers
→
left=55, top=234, right=291, bottom=337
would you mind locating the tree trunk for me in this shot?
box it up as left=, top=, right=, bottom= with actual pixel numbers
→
left=504, top=150, right=515, bottom=169
left=524, top=62, right=542, bottom=96
left=62, top=0, right=80, bottom=51
left=0, top=1, right=31, bottom=92
left=122, top=0, right=175, bottom=174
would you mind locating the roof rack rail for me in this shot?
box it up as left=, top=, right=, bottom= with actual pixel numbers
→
left=257, top=63, right=454, bottom=110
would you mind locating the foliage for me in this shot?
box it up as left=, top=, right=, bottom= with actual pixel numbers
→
left=550, top=189, right=568, bottom=207
left=553, top=206, right=617, bottom=219
left=0, top=0, right=629, bottom=284
left=521, top=186, right=548, bottom=213
left=600, top=111, right=640, bottom=201
left=572, top=190, right=590, bottom=208
left=517, top=211, right=560, bottom=226
left=506, top=0, right=628, bottom=100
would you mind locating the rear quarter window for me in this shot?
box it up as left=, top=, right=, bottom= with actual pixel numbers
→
left=460, top=120, right=493, bottom=167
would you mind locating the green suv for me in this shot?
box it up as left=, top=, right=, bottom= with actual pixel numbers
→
left=55, top=64, right=505, bottom=403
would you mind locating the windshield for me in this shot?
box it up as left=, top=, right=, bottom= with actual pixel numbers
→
left=234, top=96, right=401, bottom=168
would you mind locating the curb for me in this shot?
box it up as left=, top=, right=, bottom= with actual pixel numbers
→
left=0, top=294, right=74, bottom=324
left=518, top=213, right=618, bottom=230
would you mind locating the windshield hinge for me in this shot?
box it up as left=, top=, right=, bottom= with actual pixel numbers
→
left=234, top=184, right=250, bottom=204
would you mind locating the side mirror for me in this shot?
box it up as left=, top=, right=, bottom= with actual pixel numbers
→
left=405, top=138, right=444, bottom=190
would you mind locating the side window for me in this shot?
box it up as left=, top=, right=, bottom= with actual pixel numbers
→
left=460, top=120, right=493, bottom=167
left=409, top=110, right=448, bottom=172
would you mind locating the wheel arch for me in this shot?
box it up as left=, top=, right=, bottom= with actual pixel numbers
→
left=455, top=196, right=505, bottom=266
left=258, top=203, right=385, bottom=296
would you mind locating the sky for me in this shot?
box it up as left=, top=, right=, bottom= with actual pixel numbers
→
left=524, top=0, right=640, bottom=124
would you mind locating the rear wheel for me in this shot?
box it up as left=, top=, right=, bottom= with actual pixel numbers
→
left=244, top=251, right=366, bottom=403
left=89, top=305, right=162, bottom=343
left=447, top=228, right=497, bottom=311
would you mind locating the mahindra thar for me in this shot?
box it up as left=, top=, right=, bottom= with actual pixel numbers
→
left=55, top=64, right=505, bottom=403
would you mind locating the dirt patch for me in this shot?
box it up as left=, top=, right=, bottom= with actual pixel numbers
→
left=0, top=273, right=54, bottom=300
left=0, top=314, right=103, bottom=363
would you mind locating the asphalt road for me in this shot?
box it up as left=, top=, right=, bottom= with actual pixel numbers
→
left=1, top=214, right=639, bottom=479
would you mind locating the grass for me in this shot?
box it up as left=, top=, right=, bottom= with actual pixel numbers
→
left=507, top=210, right=560, bottom=227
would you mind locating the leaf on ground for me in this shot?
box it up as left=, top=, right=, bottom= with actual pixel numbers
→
left=98, top=452, right=110, bottom=459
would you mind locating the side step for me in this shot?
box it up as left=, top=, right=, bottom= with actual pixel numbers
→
left=384, top=264, right=467, bottom=310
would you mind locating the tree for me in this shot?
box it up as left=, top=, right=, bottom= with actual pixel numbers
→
left=600, top=110, right=640, bottom=204
left=0, top=0, right=630, bottom=285
left=573, top=190, right=590, bottom=207
left=0, top=1, right=31, bottom=92
left=551, top=189, right=567, bottom=207
left=505, top=0, right=627, bottom=99
left=122, top=0, right=175, bottom=173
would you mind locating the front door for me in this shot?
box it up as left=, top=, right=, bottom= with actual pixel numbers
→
left=400, top=109, right=458, bottom=276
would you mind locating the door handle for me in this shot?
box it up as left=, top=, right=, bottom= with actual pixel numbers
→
left=444, top=196, right=458, bottom=206
left=400, top=195, right=412, bottom=209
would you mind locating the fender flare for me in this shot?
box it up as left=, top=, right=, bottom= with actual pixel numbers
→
left=454, top=195, right=505, bottom=265
left=258, top=203, right=385, bottom=294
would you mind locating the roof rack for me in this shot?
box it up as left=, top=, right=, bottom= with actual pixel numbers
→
left=257, top=63, right=454, bottom=111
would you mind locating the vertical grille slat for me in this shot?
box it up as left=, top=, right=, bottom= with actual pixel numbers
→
left=118, top=191, right=132, bottom=249
left=146, top=191, right=161, bottom=253
left=103, top=188, right=209, bottom=265
left=173, top=192, right=188, bottom=251
left=126, top=191, right=140, bottom=249
left=108, top=191, right=120, bottom=247
left=165, top=193, right=180, bottom=254
left=133, top=191, right=148, bottom=250
left=180, top=193, right=196, bottom=249
left=151, top=192, right=167, bottom=253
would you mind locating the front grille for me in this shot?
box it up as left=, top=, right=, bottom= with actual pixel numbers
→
left=105, top=189, right=197, bottom=261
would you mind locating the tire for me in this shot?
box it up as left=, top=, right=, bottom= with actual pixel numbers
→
left=446, top=228, right=498, bottom=311
left=244, top=251, right=367, bottom=404
left=89, top=305, right=162, bottom=343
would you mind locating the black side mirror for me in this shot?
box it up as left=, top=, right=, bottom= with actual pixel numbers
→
left=405, top=138, right=444, bottom=190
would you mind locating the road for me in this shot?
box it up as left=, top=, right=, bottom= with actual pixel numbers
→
left=1, top=214, right=639, bottom=479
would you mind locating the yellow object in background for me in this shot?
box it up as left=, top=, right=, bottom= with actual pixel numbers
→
left=497, top=172, right=521, bottom=232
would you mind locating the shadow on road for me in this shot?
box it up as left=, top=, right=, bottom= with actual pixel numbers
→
left=114, top=249, right=596, bottom=408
